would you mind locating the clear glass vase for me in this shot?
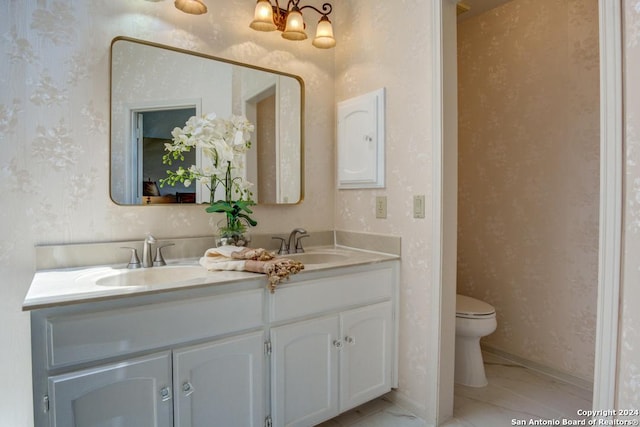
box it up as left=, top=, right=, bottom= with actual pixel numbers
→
left=215, top=218, right=252, bottom=247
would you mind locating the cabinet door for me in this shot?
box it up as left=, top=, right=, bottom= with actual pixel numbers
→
left=337, top=88, right=385, bottom=188
left=48, top=351, right=172, bottom=427
left=340, top=301, right=393, bottom=412
left=173, top=332, right=265, bottom=427
left=271, top=316, right=340, bottom=427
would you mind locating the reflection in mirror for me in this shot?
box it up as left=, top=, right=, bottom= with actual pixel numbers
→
left=110, top=37, right=304, bottom=205
left=141, top=107, right=196, bottom=204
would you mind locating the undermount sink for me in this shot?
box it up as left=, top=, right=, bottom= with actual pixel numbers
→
left=285, top=252, right=348, bottom=265
left=87, top=265, right=208, bottom=287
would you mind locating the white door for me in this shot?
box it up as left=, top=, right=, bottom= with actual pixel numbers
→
left=340, top=301, right=393, bottom=412
left=48, top=351, right=172, bottom=427
left=173, top=332, right=265, bottom=427
left=271, top=316, right=340, bottom=427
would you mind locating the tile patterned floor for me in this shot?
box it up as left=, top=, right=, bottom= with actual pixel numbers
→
left=318, top=352, right=593, bottom=427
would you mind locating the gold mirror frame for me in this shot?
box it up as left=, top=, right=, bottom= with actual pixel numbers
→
left=109, top=36, right=305, bottom=206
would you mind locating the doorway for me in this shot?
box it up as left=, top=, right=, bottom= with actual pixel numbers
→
left=244, top=85, right=279, bottom=204
left=135, top=107, right=196, bottom=204
left=432, top=0, right=622, bottom=424
left=126, top=103, right=198, bottom=205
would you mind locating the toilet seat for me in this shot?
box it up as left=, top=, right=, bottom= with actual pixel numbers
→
left=456, top=294, right=495, bottom=319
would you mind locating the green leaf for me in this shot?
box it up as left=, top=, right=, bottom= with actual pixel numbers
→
left=234, top=200, right=255, bottom=213
left=237, top=213, right=258, bottom=226
left=206, top=201, right=234, bottom=213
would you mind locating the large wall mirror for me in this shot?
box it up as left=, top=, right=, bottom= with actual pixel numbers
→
left=110, top=37, right=304, bottom=205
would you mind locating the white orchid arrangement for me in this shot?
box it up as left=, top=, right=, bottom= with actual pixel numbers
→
left=160, top=113, right=257, bottom=235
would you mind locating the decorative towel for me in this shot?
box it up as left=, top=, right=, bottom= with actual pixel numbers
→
left=199, top=246, right=304, bottom=292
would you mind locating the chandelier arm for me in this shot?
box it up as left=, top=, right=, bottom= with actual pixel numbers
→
left=271, top=0, right=297, bottom=14
left=299, top=2, right=332, bottom=17
left=269, top=0, right=289, bottom=30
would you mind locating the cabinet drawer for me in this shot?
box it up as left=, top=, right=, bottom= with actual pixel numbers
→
left=270, top=267, right=393, bottom=323
left=46, top=289, right=263, bottom=369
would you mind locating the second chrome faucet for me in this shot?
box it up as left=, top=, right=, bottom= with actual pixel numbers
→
left=273, top=228, right=309, bottom=255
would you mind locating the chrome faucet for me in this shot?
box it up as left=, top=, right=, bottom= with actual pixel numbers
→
left=142, top=234, right=157, bottom=268
left=272, top=228, right=309, bottom=255
left=288, top=228, right=307, bottom=254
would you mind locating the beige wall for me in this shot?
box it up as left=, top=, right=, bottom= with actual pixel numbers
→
left=619, top=0, right=640, bottom=411
left=334, top=1, right=435, bottom=416
left=457, top=0, right=600, bottom=382
left=0, top=0, right=334, bottom=423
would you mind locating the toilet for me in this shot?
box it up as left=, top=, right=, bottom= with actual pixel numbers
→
left=455, top=294, right=497, bottom=387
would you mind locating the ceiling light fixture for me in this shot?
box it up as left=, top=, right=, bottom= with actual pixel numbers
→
left=174, top=0, right=207, bottom=15
left=250, top=0, right=336, bottom=49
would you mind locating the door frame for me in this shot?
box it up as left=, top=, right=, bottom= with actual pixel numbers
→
left=125, top=99, right=201, bottom=204
left=431, top=0, right=623, bottom=424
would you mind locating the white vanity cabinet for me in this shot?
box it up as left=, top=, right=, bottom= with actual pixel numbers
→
left=31, top=286, right=266, bottom=427
left=46, top=333, right=264, bottom=427
left=29, top=258, right=399, bottom=427
left=268, top=264, right=397, bottom=427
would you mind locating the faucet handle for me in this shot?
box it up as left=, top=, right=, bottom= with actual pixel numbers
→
left=295, top=235, right=309, bottom=253
left=272, top=237, right=289, bottom=255
left=121, top=247, right=141, bottom=269
left=153, top=244, right=174, bottom=267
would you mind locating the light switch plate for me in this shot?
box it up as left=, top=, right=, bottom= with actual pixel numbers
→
left=376, top=196, right=387, bottom=219
left=413, top=195, right=425, bottom=218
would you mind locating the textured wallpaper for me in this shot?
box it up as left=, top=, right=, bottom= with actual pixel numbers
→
left=0, top=1, right=334, bottom=424
left=457, top=0, right=600, bottom=382
left=619, top=0, right=640, bottom=411
left=334, top=0, right=435, bottom=416
left=2, top=0, right=639, bottom=424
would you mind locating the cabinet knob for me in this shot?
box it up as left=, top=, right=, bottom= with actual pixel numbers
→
left=182, top=381, right=195, bottom=397
left=333, top=339, right=343, bottom=349
left=345, top=336, right=355, bottom=345
left=160, top=386, right=172, bottom=402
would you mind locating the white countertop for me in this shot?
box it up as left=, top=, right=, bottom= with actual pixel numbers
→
left=23, top=246, right=399, bottom=310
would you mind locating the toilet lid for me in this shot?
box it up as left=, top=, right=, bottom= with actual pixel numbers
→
left=456, top=294, right=495, bottom=317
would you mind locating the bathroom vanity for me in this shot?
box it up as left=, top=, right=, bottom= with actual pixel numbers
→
left=24, top=246, right=399, bottom=427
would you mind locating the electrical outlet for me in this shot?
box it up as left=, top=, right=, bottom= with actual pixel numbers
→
left=413, top=195, right=425, bottom=218
left=376, top=196, right=387, bottom=219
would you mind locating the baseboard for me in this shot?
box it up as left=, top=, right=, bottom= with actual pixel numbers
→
left=481, top=344, right=594, bottom=392
left=385, top=390, right=430, bottom=425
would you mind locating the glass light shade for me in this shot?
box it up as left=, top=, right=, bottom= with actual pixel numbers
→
left=312, top=16, right=336, bottom=49
left=174, top=0, right=207, bottom=15
left=282, top=8, right=307, bottom=41
left=250, top=0, right=277, bottom=32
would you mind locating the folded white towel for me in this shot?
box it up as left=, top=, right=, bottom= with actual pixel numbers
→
left=199, top=246, right=246, bottom=271
left=198, top=246, right=304, bottom=293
